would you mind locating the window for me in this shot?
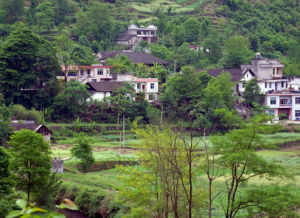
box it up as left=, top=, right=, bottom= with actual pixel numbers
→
left=273, top=69, right=275, bottom=75
left=87, top=69, right=91, bottom=75
left=80, top=70, right=84, bottom=75
left=242, top=82, right=246, bottom=88
left=150, top=83, right=155, bottom=89
left=149, top=94, right=154, bottom=100
left=280, top=98, right=288, bottom=105
left=265, top=82, right=267, bottom=88
left=270, top=97, right=276, bottom=105
left=137, top=30, right=141, bottom=35
left=295, top=110, right=300, bottom=117
left=269, top=110, right=275, bottom=116
left=277, top=68, right=279, bottom=74
left=269, top=82, right=272, bottom=88
left=137, top=83, right=141, bottom=90
left=296, top=97, right=300, bottom=104
left=97, top=69, right=103, bottom=75
left=91, top=79, right=97, bottom=82
left=281, top=82, right=284, bottom=87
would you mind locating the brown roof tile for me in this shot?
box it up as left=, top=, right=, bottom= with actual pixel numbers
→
left=196, top=69, right=245, bottom=82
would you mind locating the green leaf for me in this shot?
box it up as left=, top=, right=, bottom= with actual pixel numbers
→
left=16, top=199, right=27, bottom=210
left=52, top=213, right=66, bottom=218
left=31, top=207, right=48, bottom=213
left=5, top=210, right=23, bottom=218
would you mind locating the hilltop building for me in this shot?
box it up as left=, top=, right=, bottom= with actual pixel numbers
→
left=117, top=24, right=158, bottom=50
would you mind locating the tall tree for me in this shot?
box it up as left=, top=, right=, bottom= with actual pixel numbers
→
left=54, top=34, right=75, bottom=82
left=224, top=35, right=254, bottom=68
left=0, top=23, right=60, bottom=108
left=0, top=0, right=24, bottom=24
left=0, top=94, right=12, bottom=146
left=53, top=80, right=91, bottom=120
left=9, top=129, right=52, bottom=202
left=183, top=18, right=200, bottom=42
left=243, top=78, right=262, bottom=107
left=35, top=1, right=55, bottom=32
left=71, top=133, right=94, bottom=174
left=212, top=115, right=291, bottom=218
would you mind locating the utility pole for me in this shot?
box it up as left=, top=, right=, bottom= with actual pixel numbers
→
left=123, top=114, right=125, bottom=153
left=160, top=103, right=163, bottom=126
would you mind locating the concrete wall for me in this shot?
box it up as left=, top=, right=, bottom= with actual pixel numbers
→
left=91, top=92, right=111, bottom=101
left=292, top=96, right=300, bottom=120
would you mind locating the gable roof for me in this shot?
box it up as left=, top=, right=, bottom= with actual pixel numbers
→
left=87, top=82, right=123, bottom=92
left=98, top=51, right=169, bottom=65
left=135, top=78, right=158, bottom=83
left=11, top=123, right=52, bottom=133
left=196, top=69, right=248, bottom=82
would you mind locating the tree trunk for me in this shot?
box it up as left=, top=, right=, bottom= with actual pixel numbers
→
left=208, top=178, right=212, bottom=218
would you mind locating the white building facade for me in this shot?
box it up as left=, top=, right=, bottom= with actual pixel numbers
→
left=265, top=92, right=300, bottom=121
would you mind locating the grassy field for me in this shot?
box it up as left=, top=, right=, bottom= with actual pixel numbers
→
left=52, top=129, right=300, bottom=217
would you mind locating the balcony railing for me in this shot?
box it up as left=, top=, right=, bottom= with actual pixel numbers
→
left=280, top=102, right=292, bottom=106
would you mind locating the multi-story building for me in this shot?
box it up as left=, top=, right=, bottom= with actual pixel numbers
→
left=117, top=24, right=157, bottom=49
left=57, top=65, right=113, bottom=83
left=86, top=74, right=159, bottom=103
left=265, top=91, right=300, bottom=121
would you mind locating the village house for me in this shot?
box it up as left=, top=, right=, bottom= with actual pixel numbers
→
left=198, top=54, right=300, bottom=95
left=57, top=65, right=113, bottom=84
left=117, top=24, right=158, bottom=50
left=11, top=122, right=52, bottom=142
left=97, top=51, right=169, bottom=67
left=86, top=74, right=159, bottom=102
left=265, top=91, right=300, bottom=121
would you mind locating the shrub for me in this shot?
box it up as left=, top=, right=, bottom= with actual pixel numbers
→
left=10, top=105, right=42, bottom=123
left=75, top=189, right=106, bottom=217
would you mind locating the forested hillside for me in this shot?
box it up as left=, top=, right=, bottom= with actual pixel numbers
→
left=0, top=0, right=299, bottom=73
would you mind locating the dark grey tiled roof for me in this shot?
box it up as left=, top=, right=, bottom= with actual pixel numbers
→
left=98, top=51, right=169, bottom=65
left=196, top=69, right=245, bottom=82
left=87, top=82, right=123, bottom=92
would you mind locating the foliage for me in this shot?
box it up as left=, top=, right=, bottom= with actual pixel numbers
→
left=224, top=35, right=254, bottom=68
left=0, top=23, right=60, bottom=108
left=53, top=80, right=91, bottom=120
left=0, top=147, right=14, bottom=195
left=211, top=115, right=292, bottom=217
left=71, top=133, right=95, bottom=173
left=190, top=72, right=236, bottom=130
left=5, top=198, right=78, bottom=218
left=118, top=125, right=205, bottom=217
left=243, top=78, right=263, bottom=107
left=0, top=94, right=12, bottom=145
left=9, top=129, right=52, bottom=202
left=10, top=104, right=42, bottom=123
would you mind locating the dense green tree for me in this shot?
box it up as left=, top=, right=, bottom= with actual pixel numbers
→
left=0, top=147, right=14, bottom=196
left=35, top=1, right=55, bottom=32
left=243, top=78, right=262, bottom=107
left=74, top=2, right=113, bottom=42
left=160, top=67, right=211, bottom=121
left=78, top=35, right=90, bottom=47
left=0, top=23, right=60, bottom=108
left=0, top=0, right=24, bottom=24
left=54, top=0, right=71, bottom=25
left=108, top=83, right=135, bottom=132
left=71, top=133, right=94, bottom=173
left=91, top=40, right=99, bottom=54
left=54, top=34, right=75, bottom=82
left=183, top=18, right=200, bottom=42
left=0, top=94, right=12, bottom=146
left=106, top=55, right=134, bottom=74
left=212, top=115, right=291, bottom=218
left=9, top=129, right=52, bottom=202
left=172, top=25, right=186, bottom=47
left=190, top=72, right=236, bottom=130
left=224, top=35, right=254, bottom=68
left=53, top=80, right=91, bottom=120
left=203, top=34, right=222, bottom=64
left=70, top=44, right=95, bottom=66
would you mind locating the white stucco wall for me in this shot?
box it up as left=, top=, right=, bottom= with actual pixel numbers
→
left=91, top=92, right=111, bottom=101
left=292, top=96, right=300, bottom=120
